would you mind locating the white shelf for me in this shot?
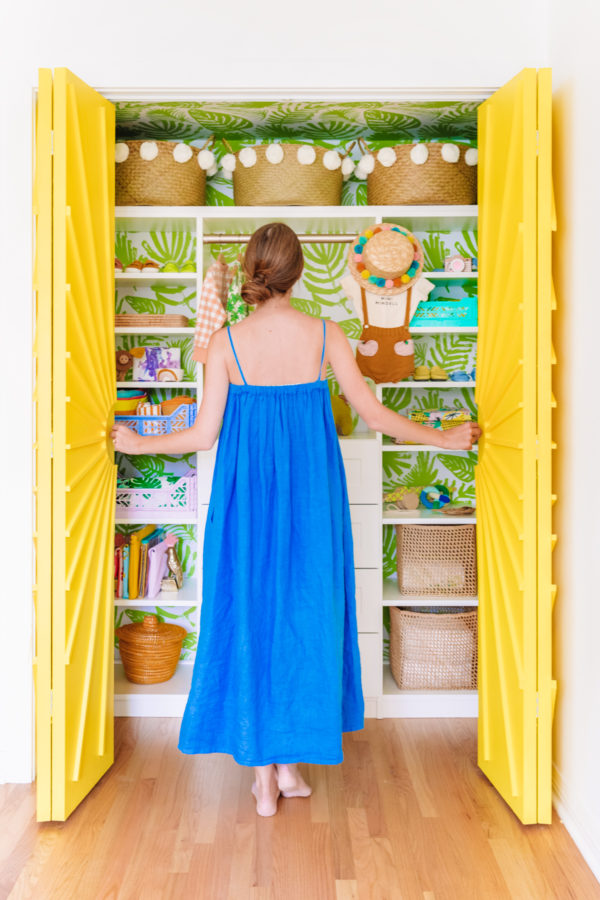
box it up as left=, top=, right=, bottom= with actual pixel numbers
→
left=410, top=326, right=478, bottom=334
left=382, top=578, right=477, bottom=607
left=378, top=380, right=475, bottom=389
left=116, top=381, right=198, bottom=389
left=422, top=271, right=478, bottom=280
left=115, top=578, right=199, bottom=608
left=115, top=272, right=197, bottom=285
left=114, top=662, right=193, bottom=716
left=115, top=512, right=198, bottom=525
left=383, top=508, right=476, bottom=525
left=115, top=326, right=195, bottom=335
left=382, top=443, right=478, bottom=453
left=379, top=666, right=478, bottom=718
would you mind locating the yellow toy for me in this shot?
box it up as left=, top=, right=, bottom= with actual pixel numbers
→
left=330, top=393, right=355, bottom=436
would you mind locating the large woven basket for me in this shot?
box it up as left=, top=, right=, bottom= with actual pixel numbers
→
left=231, top=143, right=343, bottom=206
left=366, top=142, right=477, bottom=206
left=390, top=607, right=478, bottom=689
left=396, top=524, right=477, bottom=596
left=116, top=614, right=187, bottom=684
left=115, top=140, right=206, bottom=206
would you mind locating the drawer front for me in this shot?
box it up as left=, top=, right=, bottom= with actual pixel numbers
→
left=340, top=439, right=380, bottom=504
left=350, top=504, right=380, bottom=568
left=358, top=633, right=381, bottom=697
left=197, top=448, right=217, bottom=504
left=354, top=569, right=380, bottom=633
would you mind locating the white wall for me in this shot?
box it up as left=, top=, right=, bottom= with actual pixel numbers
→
left=0, top=0, right=548, bottom=783
left=549, top=0, right=600, bottom=882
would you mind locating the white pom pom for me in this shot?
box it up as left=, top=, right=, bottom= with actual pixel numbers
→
left=206, top=163, right=218, bottom=177
left=197, top=149, right=215, bottom=170
left=465, top=147, right=478, bottom=166
left=297, top=145, right=316, bottom=165
left=173, top=143, right=193, bottom=163
left=221, top=166, right=234, bottom=181
left=410, top=144, right=429, bottom=165
left=239, top=147, right=257, bottom=168
left=265, top=144, right=284, bottom=164
left=354, top=164, right=367, bottom=181
left=140, top=141, right=159, bottom=161
left=377, top=147, right=397, bottom=167
left=115, top=142, right=130, bottom=163
left=341, top=157, right=355, bottom=180
left=359, top=153, right=375, bottom=174
left=221, top=153, right=237, bottom=173
left=323, top=149, right=341, bottom=170
left=441, top=143, right=460, bottom=163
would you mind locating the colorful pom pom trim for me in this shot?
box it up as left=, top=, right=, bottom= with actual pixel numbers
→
left=352, top=224, right=421, bottom=287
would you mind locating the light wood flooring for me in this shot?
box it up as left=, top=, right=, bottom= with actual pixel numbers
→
left=1, top=718, right=599, bottom=899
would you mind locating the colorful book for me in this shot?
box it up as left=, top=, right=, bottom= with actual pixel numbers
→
left=129, top=524, right=155, bottom=599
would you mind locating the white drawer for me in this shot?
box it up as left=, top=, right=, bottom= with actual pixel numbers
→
left=355, top=569, right=381, bottom=633
left=349, top=504, right=380, bottom=568
left=358, top=633, right=381, bottom=697
left=197, top=448, right=217, bottom=504
left=340, top=438, right=380, bottom=504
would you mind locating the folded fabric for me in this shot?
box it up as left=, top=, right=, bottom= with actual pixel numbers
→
left=193, top=258, right=232, bottom=363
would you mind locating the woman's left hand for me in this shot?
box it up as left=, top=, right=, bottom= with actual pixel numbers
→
left=111, top=423, right=142, bottom=455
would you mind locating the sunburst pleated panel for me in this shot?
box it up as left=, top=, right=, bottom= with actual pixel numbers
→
left=51, top=68, right=116, bottom=821
left=476, top=68, right=540, bottom=824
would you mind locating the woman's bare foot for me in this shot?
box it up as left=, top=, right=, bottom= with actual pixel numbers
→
left=275, top=763, right=312, bottom=798
left=251, top=764, right=280, bottom=816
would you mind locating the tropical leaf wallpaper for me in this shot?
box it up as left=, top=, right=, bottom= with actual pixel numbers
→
left=115, top=219, right=478, bottom=669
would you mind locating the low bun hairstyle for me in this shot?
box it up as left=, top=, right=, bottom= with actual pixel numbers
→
left=241, top=222, right=304, bottom=306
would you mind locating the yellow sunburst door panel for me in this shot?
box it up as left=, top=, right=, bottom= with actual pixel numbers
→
left=476, top=68, right=554, bottom=825
left=35, top=67, right=116, bottom=821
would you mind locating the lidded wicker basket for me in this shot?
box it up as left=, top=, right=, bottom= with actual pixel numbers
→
left=116, top=614, right=187, bottom=684
left=223, top=141, right=345, bottom=206
left=396, top=524, right=477, bottom=596
left=361, top=141, right=477, bottom=206
left=389, top=607, right=478, bottom=689
left=115, top=140, right=209, bottom=206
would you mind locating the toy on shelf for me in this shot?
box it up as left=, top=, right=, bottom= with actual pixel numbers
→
left=420, top=484, right=451, bottom=509
left=330, top=393, right=356, bottom=436
left=114, top=396, right=197, bottom=435
left=410, top=296, right=478, bottom=329
left=116, top=350, right=134, bottom=379
left=444, top=255, right=473, bottom=273
left=166, top=534, right=184, bottom=589
left=383, top=485, right=421, bottom=510
left=130, top=346, right=183, bottom=382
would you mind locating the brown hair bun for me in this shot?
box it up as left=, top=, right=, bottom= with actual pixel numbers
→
left=241, top=222, right=304, bottom=305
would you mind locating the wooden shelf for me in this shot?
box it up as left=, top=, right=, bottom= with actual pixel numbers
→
left=382, top=578, right=477, bottom=607
left=115, top=578, right=199, bottom=608
left=383, top=508, right=476, bottom=525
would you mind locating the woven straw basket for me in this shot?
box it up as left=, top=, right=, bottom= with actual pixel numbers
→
left=396, top=524, right=477, bottom=596
left=116, top=614, right=187, bottom=684
left=390, top=608, right=478, bottom=690
left=232, top=143, right=343, bottom=206
left=115, top=140, right=206, bottom=206
left=366, top=142, right=477, bottom=206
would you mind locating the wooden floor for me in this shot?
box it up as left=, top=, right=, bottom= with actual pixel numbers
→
left=1, top=718, right=599, bottom=900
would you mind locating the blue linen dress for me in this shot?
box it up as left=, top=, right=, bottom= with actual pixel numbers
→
left=178, top=319, right=365, bottom=766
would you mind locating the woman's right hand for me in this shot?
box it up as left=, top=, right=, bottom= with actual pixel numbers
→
left=439, top=422, right=482, bottom=451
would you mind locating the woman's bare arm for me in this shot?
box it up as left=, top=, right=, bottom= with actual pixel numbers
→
left=326, top=321, right=481, bottom=450
left=110, top=329, right=230, bottom=455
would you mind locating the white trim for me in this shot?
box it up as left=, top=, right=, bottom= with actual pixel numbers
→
left=93, top=86, right=497, bottom=103
left=553, top=764, right=600, bottom=884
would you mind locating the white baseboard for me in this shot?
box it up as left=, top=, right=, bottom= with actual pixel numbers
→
left=553, top=763, right=600, bottom=885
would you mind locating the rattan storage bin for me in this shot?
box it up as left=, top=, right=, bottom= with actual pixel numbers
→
left=390, top=608, right=478, bottom=690
left=115, top=140, right=206, bottom=206
left=366, top=142, right=477, bottom=206
left=116, top=615, right=187, bottom=684
left=231, top=143, right=343, bottom=206
left=396, top=524, right=477, bottom=596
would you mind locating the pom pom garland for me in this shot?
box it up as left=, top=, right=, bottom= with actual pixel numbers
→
left=265, top=143, right=284, bottom=164
left=297, top=145, right=316, bottom=165
left=354, top=164, right=368, bottom=180
left=221, top=153, right=237, bottom=173
left=239, top=147, right=257, bottom=168
left=323, top=149, right=342, bottom=170
left=115, top=142, right=130, bottom=163
left=341, top=157, right=355, bottom=180
left=465, top=147, right=478, bottom=166
left=377, top=147, right=397, bottom=167
left=173, top=143, right=193, bottom=163
left=206, top=163, right=218, bottom=177
left=441, top=143, right=460, bottom=163
left=359, top=153, right=375, bottom=174
left=410, top=143, right=429, bottom=165
left=140, top=141, right=159, bottom=161
left=197, top=149, right=216, bottom=170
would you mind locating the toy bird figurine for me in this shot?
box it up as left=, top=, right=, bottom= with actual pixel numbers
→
left=165, top=534, right=183, bottom=589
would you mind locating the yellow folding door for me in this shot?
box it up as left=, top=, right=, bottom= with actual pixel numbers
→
left=476, top=68, right=555, bottom=824
left=34, top=67, right=116, bottom=821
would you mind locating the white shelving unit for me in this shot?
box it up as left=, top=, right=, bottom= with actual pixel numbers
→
left=113, top=204, right=479, bottom=720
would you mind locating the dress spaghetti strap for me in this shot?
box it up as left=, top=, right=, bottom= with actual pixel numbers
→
left=227, top=327, right=247, bottom=385
left=318, top=318, right=327, bottom=381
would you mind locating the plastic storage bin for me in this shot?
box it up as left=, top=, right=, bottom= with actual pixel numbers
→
left=114, top=403, right=197, bottom=436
